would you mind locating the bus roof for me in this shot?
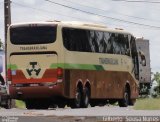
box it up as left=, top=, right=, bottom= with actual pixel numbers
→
left=10, top=20, right=133, bottom=36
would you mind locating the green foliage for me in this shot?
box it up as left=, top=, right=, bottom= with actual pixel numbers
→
left=15, top=100, right=26, bottom=109
left=152, top=72, right=160, bottom=95
left=151, top=86, right=159, bottom=98
left=154, top=72, right=160, bottom=84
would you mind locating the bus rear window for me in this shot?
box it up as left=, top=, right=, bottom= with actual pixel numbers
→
left=10, top=25, right=57, bottom=45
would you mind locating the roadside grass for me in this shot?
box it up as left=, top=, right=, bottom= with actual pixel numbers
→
left=15, top=100, right=26, bottom=109
left=134, top=98, right=160, bottom=110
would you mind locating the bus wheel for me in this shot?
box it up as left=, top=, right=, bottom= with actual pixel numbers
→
left=37, top=100, right=50, bottom=109
left=25, top=100, right=35, bottom=109
left=26, top=100, right=49, bottom=109
left=118, top=87, right=129, bottom=107
left=58, top=103, right=65, bottom=108
left=4, top=99, right=12, bottom=109
left=82, top=87, right=90, bottom=108
left=70, top=87, right=82, bottom=108
left=129, top=99, right=136, bottom=106
left=90, top=101, right=97, bottom=107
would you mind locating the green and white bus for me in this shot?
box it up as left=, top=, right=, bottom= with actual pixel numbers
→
left=7, top=21, right=142, bottom=109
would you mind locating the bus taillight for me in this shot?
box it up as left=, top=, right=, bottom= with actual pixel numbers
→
left=57, top=67, right=63, bottom=79
left=7, top=69, right=12, bottom=81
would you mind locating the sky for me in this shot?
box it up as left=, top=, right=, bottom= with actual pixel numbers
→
left=0, top=0, right=160, bottom=73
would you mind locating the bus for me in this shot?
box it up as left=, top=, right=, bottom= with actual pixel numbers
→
left=7, top=21, right=144, bottom=109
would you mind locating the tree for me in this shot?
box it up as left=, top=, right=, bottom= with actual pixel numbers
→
left=154, top=72, right=160, bottom=84
left=153, top=72, right=160, bottom=95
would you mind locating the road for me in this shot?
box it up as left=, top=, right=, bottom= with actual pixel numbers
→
left=0, top=106, right=160, bottom=122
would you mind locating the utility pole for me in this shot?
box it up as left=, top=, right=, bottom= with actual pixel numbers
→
left=4, top=0, right=11, bottom=91
left=4, top=0, right=13, bottom=108
left=4, top=0, right=11, bottom=43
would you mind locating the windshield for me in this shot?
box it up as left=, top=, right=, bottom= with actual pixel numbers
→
left=10, top=25, right=57, bottom=45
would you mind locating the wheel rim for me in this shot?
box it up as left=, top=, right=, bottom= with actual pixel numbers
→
left=8, top=100, right=11, bottom=109
left=75, top=90, right=81, bottom=107
left=84, top=94, right=89, bottom=105
left=124, top=92, right=129, bottom=105
left=84, top=88, right=89, bottom=107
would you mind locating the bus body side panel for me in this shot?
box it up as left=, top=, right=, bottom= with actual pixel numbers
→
left=64, top=69, right=138, bottom=99
left=63, top=50, right=139, bottom=100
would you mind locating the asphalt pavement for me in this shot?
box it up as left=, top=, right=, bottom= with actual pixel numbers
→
left=0, top=106, right=160, bottom=122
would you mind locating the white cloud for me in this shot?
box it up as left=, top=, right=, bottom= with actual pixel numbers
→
left=22, top=0, right=36, bottom=5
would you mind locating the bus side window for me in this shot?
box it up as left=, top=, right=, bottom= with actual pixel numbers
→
left=87, top=30, right=96, bottom=52
left=91, top=31, right=99, bottom=53
left=118, top=34, right=130, bottom=56
left=112, top=33, right=121, bottom=54
left=130, top=36, right=139, bottom=80
left=103, top=32, right=110, bottom=53
left=104, top=32, right=113, bottom=54
left=83, top=30, right=92, bottom=52
left=62, top=28, right=73, bottom=50
left=63, top=28, right=92, bottom=52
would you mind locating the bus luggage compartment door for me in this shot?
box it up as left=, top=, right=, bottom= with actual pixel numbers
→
left=9, top=53, right=58, bottom=84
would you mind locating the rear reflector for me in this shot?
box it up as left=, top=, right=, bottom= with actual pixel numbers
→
left=7, top=69, right=12, bottom=81
left=57, top=67, right=63, bottom=79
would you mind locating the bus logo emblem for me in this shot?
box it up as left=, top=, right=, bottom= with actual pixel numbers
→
left=26, top=62, right=41, bottom=78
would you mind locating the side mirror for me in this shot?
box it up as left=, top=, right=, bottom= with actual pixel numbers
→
left=139, top=51, right=146, bottom=66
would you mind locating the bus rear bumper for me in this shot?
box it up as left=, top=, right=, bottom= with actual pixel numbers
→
left=9, top=82, right=63, bottom=99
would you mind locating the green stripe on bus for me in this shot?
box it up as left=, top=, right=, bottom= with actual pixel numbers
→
left=7, top=63, right=105, bottom=71
left=64, top=64, right=97, bottom=70
left=50, top=64, right=57, bottom=69
left=50, top=63, right=104, bottom=70
left=7, top=64, right=18, bottom=70
left=94, top=65, right=105, bottom=71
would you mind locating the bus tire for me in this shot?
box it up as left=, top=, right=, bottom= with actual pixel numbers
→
left=82, top=87, right=90, bottom=108
left=26, top=100, right=49, bottom=109
left=118, top=87, right=129, bottom=107
left=58, top=103, right=65, bottom=108
left=70, top=87, right=82, bottom=108
left=25, top=100, right=35, bottom=109
left=3, top=99, right=12, bottom=109
left=90, top=101, right=97, bottom=107
left=129, top=99, right=136, bottom=106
